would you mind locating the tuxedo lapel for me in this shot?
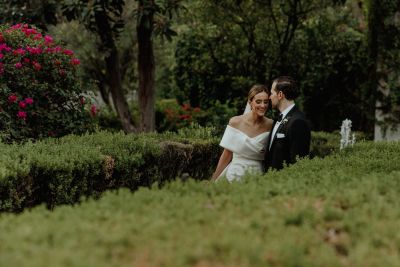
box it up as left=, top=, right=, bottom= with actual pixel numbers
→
left=269, top=106, right=299, bottom=150
left=266, top=119, right=277, bottom=150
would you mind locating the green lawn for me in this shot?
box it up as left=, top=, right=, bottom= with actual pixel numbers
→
left=0, top=141, right=400, bottom=267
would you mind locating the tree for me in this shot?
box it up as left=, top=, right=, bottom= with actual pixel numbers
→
left=136, top=0, right=182, bottom=132
left=174, top=0, right=326, bottom=110
left=62, top=0, right=137, bottom=133
left=0, top=0, right=58, bottom=29
left=62, top=0, right=182, bottom=132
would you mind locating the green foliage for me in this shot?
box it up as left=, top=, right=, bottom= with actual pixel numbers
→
left=0, top=24, right=94, bottom=142
left=0, top=129, right=338, bottom=212
left=1, top=140, right=400, bottom=266
left=296, top=7, right=370, bottom=131
left=155, top=98, right=237, bottom=134
left=0, top=0, right=58, bottom=29
left=173, top=0, right=391, bottom=134
left=0, top=130, right=220, bottom=212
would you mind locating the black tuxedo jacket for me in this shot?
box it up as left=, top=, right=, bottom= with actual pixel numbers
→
left=264, top=106, right=311, bottom=171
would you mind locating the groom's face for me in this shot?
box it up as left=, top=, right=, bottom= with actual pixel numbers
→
left=270, top=82, right=281, bottom=109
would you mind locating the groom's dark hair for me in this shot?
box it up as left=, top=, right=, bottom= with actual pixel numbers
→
left=273, top=76, right=299, bottom=100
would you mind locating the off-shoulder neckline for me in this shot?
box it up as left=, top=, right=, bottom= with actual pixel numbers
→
left=227, top=125, right=269, bottom=139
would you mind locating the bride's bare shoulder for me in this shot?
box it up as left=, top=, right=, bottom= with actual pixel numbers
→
left=228, top=115, right=244, bottom=127
left=263, top=117, right=274, bottom=130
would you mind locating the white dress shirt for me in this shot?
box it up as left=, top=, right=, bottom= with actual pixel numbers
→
left=269, top=104, right=295, bottom=150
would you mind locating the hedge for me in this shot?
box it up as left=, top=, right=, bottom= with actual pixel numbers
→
left=0, top=140, right=399, bottom=266
left=0, top=129, right=341, bottom=212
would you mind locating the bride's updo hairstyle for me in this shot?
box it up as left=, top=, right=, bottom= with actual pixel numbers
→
left=248, top=84, right=270, bottom=103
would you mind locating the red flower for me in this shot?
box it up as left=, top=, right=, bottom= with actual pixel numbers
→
left=23, top=58, right=30, bottom=64
left=182, top=103, right=191, bottom=111
left=70, top=58, right=80, bottom=65
left=44, top=35, right=54, bottom=45
left=8, top=94, right=18, bottom=103
left=32, top=61, right=41, bottom=71
left=0, top=53, right=3, bottom=59
left=15, top=62, right=23, bottom=69
left=17, top=111, right=27, bottom=120
left=0, top=33, right=4, bottom=43
left=19, top=101, right=26, bottom=109
left=25, top=98, right=34, bottom=105
left=13, top=48, right=26, bottom=56
left=90, top=104, right=98, bottom=116
left=179, top=114, right=192, bottom=120
left=63, top=49, right=74, bottom=56
left=33, top=33, right=42, bottom=40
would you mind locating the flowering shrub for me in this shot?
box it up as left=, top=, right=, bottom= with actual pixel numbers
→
left=155, top=99, right=206, bottom=132
left=0, top=24, right=94, bottom=142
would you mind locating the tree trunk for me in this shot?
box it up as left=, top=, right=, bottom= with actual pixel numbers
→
left=94, top=10, right=136, bottom=133
left=365, top=0, right=379, bottom=133
left=137, top=0, right=155, bottom=132
left=106, top=46, right=137, bottom=133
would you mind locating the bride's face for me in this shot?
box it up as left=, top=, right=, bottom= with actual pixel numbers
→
left=250, top=91, right=269, bottom=116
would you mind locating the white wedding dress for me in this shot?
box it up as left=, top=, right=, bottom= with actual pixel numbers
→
left=216, top=125, right=269, bottom=182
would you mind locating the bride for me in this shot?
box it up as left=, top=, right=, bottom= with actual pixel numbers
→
left=211, top=84, right=273, bottom=182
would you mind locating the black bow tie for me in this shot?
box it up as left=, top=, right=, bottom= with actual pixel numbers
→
left=277, top=113, right=283, bottom=122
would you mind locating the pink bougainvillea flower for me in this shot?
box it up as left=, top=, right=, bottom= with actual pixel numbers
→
left=32, top=61, right=41, bottom=71
left=13, top=48, right=26, bottom=56
left=23, top=28, right=37, bottom=36
left=17, top=111, right=27, bottom=120
left=10, top=24, right=22, bottom=30
left=90, top=104, right=98, bottom=116
left=0, top=33, right=4, bottom=43
left=45, top=47, right=55, bottom=53
left=23, top=58, right=30, bottom=63
left=0, top=53, right=3, bottom=59
left=15, top=62, right=23, bottom=69
left=44, top=35, right=54, bottom=45
left=24, top=98, right=34, bottom=105
left=63, top=49, right=74, bottom=56
left=19, top=101, right=26, bottom=109
left=33, top=33, right=42, bottom=40
left=0, top=44, right=11, bottom=52
left=70, top=58, right=80, bottom=65
left=26, top=46, right=42, bottom=55
left=54, top=46, right=62, bottom=53
left=8, top=94, right=18, bottom=103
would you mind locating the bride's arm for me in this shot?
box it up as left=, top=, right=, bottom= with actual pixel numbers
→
left=211, top=149, right=233, bottom=181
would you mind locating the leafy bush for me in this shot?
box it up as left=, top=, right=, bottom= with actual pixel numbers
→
left=0, top=23, right=94, bottom=142
left=155, top=99, right=207, bottom=132
left=0, top=131, right=220, bottom=212
left=156, top=98, right=237, bottom=134
left=1, top=141, right=400, bottom=266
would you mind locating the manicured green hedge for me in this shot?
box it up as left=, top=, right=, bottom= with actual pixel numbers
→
left=0, top=131, right=220, bottom=212
left=0, top=129, right=340, bottom=212
left=0, top=141, right=399, bottom=266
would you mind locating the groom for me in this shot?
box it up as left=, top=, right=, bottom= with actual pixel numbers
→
left=264, top=76, right=311, bottom=171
